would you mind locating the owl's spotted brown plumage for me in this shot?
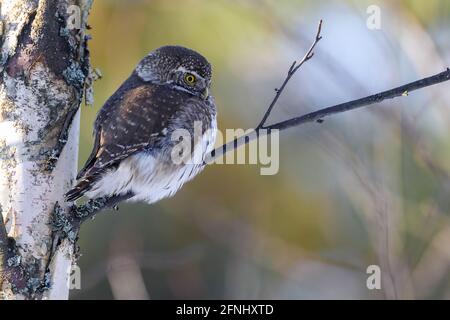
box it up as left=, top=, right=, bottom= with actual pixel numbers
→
left=65, top=46, right=217, bottom=206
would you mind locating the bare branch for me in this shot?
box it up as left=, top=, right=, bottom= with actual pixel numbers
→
left=54, top=195, right=127, bottom=235
left=263, top=68, right=450, bottom=131
left=257, top=19, right=323, bottom=129
left=206, top=18, right=450, bottom=164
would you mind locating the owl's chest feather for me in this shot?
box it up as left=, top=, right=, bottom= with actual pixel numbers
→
left=131, top=116, right=217, bottom=203
left=87, top=116, right=217, bottom=204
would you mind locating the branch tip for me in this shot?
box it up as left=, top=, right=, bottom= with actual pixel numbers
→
left=256, top=19, right=324, bottom=129
left=207, top=20, right=450, bottom=164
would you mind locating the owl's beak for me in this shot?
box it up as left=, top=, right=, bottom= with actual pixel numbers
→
left=201, top=87, right=209, bottom=100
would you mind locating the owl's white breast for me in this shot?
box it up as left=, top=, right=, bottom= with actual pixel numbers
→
left=85, top=116, right=217, bottom=204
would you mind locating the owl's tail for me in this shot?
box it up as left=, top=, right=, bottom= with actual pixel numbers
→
left=65, top=175, right=97, bottom=202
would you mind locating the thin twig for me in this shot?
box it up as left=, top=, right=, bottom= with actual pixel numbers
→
left=263, top=68, right=450, bottom=131
left=206, top=18, right=450, bottom=164
left=257, top=19, right=323, bottom=129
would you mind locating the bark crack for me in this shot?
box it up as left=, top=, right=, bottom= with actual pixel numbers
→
left=0, top=0, right=93, bottom=299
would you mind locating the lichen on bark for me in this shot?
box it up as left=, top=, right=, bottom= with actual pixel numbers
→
left=0, top=0, right=93, bottom=300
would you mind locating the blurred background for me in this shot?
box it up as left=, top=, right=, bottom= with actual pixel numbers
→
left=72, top=0, right=450, bottom=299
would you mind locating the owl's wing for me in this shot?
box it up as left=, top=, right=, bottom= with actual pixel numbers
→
left=66, top=81, right=186, bottom=201
left=76, top=124, right=101, bottom=179
left=87, top=83, right=186, bottom=174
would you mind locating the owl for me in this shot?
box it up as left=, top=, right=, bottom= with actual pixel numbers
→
left=65, top=46, right=217, bottom=206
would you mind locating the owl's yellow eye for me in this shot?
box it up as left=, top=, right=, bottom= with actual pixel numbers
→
left=184, top=73, right=196, bottom=85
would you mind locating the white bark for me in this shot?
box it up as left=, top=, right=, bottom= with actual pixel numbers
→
left=0, top=0, right=92, bottom=300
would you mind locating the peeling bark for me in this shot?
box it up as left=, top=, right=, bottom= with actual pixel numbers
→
left=0, top=0, right=92, bottom=300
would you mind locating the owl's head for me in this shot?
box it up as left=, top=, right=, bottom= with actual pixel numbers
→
left=135, top=45, right=212, bottom=100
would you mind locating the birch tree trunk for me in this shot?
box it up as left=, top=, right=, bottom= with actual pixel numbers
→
left=0, top=0, right=92, bottom=300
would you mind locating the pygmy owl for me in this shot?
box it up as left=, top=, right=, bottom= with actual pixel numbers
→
left=65, top=46, right=217, bottom=206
